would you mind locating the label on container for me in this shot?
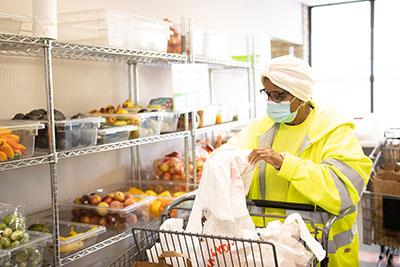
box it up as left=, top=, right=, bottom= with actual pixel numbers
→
left=171, top=64, right=209, bottom=112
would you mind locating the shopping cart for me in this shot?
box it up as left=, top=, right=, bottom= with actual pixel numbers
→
left=110, top=191, right=349, bottom=267
left=362, top=136, right=400, bottom=266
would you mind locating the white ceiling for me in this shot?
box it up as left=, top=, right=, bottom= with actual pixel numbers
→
left=298, top=0, right=361, bottom=6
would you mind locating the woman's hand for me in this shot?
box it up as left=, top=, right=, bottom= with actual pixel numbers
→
left=248, top=147, right=284, bottom=170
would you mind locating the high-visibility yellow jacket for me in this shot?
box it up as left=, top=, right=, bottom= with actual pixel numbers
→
left=227, top=101, right=372, bottom=267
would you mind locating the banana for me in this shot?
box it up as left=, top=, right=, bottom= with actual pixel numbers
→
left=3, top=139, right=24, bottom=153
left=60, top=240, right=84, bottom=254
left=0, top=134, right=20, bottom=143
left=0, top=128, right=11, bottom=135
left=0, top=151, right=7, bottom=161
left=0, top=142, right=14, bottom=160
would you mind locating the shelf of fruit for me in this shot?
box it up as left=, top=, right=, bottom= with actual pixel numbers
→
left=195, top=119, right=250, bottom=135
left=57, top=131, right=190, bottom=159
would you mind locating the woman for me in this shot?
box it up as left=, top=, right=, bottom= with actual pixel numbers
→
left=227, top=55, right=372, bottom=266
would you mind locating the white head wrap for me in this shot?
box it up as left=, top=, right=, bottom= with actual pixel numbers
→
left=261, top=55, right=313, bottom=102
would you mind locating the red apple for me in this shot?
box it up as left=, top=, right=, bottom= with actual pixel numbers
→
left=124, top=198, right=136, bottom=207
left=124, top=194, right=134, bottom=200
left=102, top=196, right=113, bottom=205
left=110, top=200, right=124, bottom=209
left=98, top=217, right=107, bottom=226
left=162, top=172, right=171, bottom=181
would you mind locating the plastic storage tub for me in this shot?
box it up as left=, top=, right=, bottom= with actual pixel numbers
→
left=0, top=120, right=45, bottom=161
left=99, top=113, right=162, bottom=138
left=126, top=180, right=197, bottom=218
left=160, top=112, right=179, bottom=133
left=35, top=117, right=103, bottom=151
left=0, top=12, right=29, bottom=34
left=62, top=183, right=154, bottom=230
left=97, top=125, right=136, bottom=145
left=0, top=231, right=51, bottom=267
left=29, top=219, right=106, bottom=257
left=58, top=9, right=171, bottom=52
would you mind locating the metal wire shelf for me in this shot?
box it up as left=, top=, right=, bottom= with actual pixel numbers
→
left=194, top=55, right=251, bottom=69
left=0, top=34, right=45, bottom=57
left=59, top=231, right=132, bottom=266
left=195, top=120, right=250, bottom=135
left=0, top=155, right=53, bottom=172
left=57, top=131, right=190, bottom=159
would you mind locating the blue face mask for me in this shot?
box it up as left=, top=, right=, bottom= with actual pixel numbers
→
left=267, top=98, right=302, bottom=123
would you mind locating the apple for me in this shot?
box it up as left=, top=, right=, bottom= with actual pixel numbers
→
left=80, top=215, right=90, bottom=224
left=74, top=197, right=82, bottom=205
left=124, top=198, right=136, bottom=207
left=98, top=217, right=107, bottom=227
left=168, top=157, right=180, bottom=167
left=162, top=172, right=171, bottom=181
left=110, top=201, right=124, bottom=209
left=114, top=191, right=125, bottom=202
left=90, top=216, right=100, bottom=225
left=102, top=196, right=113, bottom=205
left=106, top=193, right=115, bottom=199
left=72, top=208, right=82, bottom=218
left=124, top=193, right=134, bottom=200
left=159, top=162, right=170, bottom=173
left=97, top=202, right=109, bottom=216
left=90, top=194, right=102, bottom=206
left=172, top=174, right=182, bottom=181
left=106, top=214, right=117, bottom=225
left=127, top=214, right=138, bottom=225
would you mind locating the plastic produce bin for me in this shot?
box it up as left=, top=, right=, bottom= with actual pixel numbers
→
left=126, top=180, right=197, bottom=218
left=62, top=183, right=155, bottom=230
left=97, top=125, right=136, bottom=145
left=0, top=231, right=51, bottom=267
left=0, top=12, right=29, bottom=34
left=29, top=219, right=106, bottom=257
left=35, top=117, right=103, bottom=151
left=0, top=120, right=45, bottom=161
left=58, top=9, right=171, bottom=52
left=160, top=112, right=179, bottom=133
left=99, top=113, right=162, bottom=138
left=0, top=250, right=10, bottom=266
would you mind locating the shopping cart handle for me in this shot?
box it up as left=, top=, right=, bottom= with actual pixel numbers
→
left=248, top=199, right=328, bottom=213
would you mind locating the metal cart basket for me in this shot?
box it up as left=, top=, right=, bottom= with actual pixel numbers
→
left=110, top=191, right=347, bottom=267
left=362, top=137, right=400, bottom=265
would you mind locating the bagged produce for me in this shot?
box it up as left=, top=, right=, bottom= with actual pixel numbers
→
left=0, top=203, right=28, bottom=249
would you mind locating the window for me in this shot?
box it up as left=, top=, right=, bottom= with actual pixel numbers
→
left=311, top=2, right=371, bottom=116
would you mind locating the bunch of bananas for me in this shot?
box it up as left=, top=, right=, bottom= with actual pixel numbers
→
left=0, top=129, right=26, bottom=161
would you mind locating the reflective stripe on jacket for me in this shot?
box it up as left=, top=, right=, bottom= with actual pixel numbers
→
left=227, top=101, right=372, bottom=267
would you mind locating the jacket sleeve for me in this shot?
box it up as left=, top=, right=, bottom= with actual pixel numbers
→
left=277, top=125, right=372, bottom=215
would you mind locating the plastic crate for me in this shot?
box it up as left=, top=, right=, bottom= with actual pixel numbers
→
left=99, top=113, right=162, bottom=138
left=0, top=120, right=45, bottom=161
left=97, top=125, right=136, bottom=145
left=0, top=12, right=29, bottom=34
left=35, top=117, right=103, bottom=151
left=0, top=231, right=51, bottom=267
left=58, top=9, right=171, bottom=52
left=61, top=183, right=155, bottom=230
left=29, top=219, right=106, bottom=257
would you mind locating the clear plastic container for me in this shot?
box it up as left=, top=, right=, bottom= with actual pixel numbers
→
left=197, top=106, right=218, bottom=127
left=97, top=125, right=136, bottom=145
left=0, top=231, right=51, bottom=267
left=35, top=117, right=103, bottom=151
left=0, top=120, right=45, bottom=161
left=99, top=113, right=162, bottom=138
left=126, top=180, right=197, bottom=218
left=216, top=105, right=235, bottom=124
left=29, top=219, right=106, bottom=257
left=0, top=12, right=30, bottom=34
left=58, top=9, right=171, bottom=52
left=62, top=183, right=154, bottom=230
left=0, top=250, right=10, bottom=266
left=160, top=113, right=179, bottom=133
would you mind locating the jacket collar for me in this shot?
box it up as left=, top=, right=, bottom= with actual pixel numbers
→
left=258, top=100, right=355, bottom=154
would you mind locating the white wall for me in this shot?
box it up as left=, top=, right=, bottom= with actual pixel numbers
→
left=0, top=0, right=303, bottom=213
